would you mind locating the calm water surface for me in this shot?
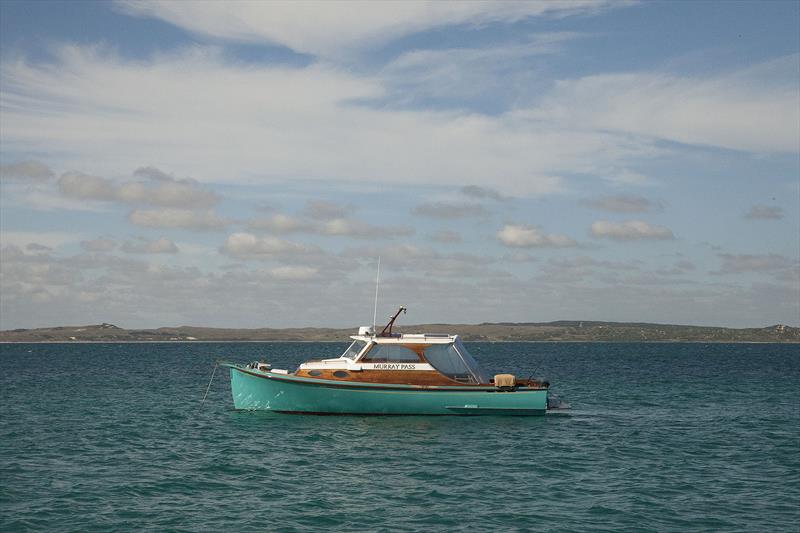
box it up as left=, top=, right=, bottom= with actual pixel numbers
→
left=1, top=342, right=798, bottom=532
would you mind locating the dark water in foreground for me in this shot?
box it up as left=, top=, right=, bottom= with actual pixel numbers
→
left=1, top=342, right=798, bottom=532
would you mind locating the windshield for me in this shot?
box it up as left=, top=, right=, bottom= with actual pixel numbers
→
left=361, top=344, right=421, bottom=362
left=341, top=340, right=367, bottom=360
left=454, top=340, right=489, bottom=383
left=424, top=340, right=489, bottom=384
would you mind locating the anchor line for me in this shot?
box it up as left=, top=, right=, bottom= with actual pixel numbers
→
left=200, top=362, right=219, bottom=407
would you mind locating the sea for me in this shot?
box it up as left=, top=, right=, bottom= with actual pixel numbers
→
left=1, top=342, right=798, bottom=532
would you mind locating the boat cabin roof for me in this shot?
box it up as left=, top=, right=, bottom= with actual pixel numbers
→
left=349, top=333, right=455, bottom=344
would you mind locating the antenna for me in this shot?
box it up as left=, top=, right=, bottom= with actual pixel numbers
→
left=372, top=256, right=380, bottom=336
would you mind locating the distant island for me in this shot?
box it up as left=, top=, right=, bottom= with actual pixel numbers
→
left=1, top=321, right=797, bottom=343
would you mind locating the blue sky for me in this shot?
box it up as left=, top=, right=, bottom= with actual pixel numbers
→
left=1, top=0, right=798, bottom=329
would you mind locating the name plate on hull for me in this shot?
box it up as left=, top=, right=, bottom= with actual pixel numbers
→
left=361, top=363, right=434, bottom=371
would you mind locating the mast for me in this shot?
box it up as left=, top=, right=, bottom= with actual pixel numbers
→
left=372, top=256, right=380, bottom=336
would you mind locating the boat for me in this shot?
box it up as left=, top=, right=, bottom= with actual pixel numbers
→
left=221, top=306, right=552, bottom=415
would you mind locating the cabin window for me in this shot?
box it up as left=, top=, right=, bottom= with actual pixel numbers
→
left=424, top=342, right=488, bottom=384
left=308, top=370, right=322, bottom=376
left=361, top=344, right=420, bottom=363
left=341, top=340, right=367, bottom=360
left=333, top=370, right=349, bottom=378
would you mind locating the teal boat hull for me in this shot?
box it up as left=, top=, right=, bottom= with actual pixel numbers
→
left=227, top=366, right=548, bottom=416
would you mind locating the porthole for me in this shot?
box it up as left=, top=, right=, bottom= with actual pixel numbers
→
left=308, top=370, right=322, bottom=377
left=333, top=370, right=349, bottom=378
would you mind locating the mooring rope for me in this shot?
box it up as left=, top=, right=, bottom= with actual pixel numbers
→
left=200, top=362, right=219, bottom=407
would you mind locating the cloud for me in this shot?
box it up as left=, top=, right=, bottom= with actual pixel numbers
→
left=583, top=194, right=662, bottom=213
left=461, top=185, right=508, bottom=202
left=502, top=252, right=539, bottom=263
left=248, top=214, right=313, bottom=234
left=550, top=256, right=642, bottom=271
left=655, top=259, right=696, bottom=275
left=538, top=256, right=643, bottom=284
left=25, top=243, right=52, bottom=252
left=0, top=231, right=79, bottom=249
left=497, top=224, right=576, bottom=248
left=380, top=32, right=586, bottom=108
left=133, top=166, right=179, bottom=182
left=603, top=169, right=651, bottom=186
left=319, top=218, right=413, bottom=239
left=303, top=200, right=348, bottom=220
left=114, top=1, right=620, bottom=57
left=715, top=253, right=796, bottom=274
left=0, top=160, right=55, bottom=182
left=80, top=237, right=117, bottom=252
left=413, top=202, right=489, bottom=219
left=527, top=55, right=800, bottom=153
left=57, top=169, right=219, bottom=208
left=0, top=246, right=84, bottom=292
left=744, top=205, right=783, bottom=220
left=120, top=237, right=179, bottom=254
left=246, top=212, right=413, bottom=239
left=2, top=241, right=797, bottom=330
left=58, top=172, right=116, bottom=200
left=590, top=220, right=674, bottom=241
left=429, top=230, right=462, bottom=244
left=220, top=232, right=318, bottom=260
left=140, top=181, right=218, bottom=208
left=128, top=209, right=231, bottom=231
left=269, top=265, right=319, bottom=281
left=0, top=44, right=652, bottom=196
left=347, top=243, right=497, bottom=278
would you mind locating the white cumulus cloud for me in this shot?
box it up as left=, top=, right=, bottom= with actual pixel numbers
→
left=58, top=169, right=219, bottom=208
left=220, top=232, right=317, bottom=260
left=497, top=224, right=576, bottom=248
left=247, top=214, right=313, bottom=234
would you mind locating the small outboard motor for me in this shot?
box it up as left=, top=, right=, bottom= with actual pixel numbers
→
left=547, top=394, right=570, bottom=410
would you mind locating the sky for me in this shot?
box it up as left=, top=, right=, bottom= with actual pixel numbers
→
left=0, top=0, right=798, bottom=330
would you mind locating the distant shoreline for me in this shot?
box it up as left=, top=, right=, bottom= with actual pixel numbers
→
left=1, top=340, right=798, bottom=344
left=1, top=320, right=797, bottom=344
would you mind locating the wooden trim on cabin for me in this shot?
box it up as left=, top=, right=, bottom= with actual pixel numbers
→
left=295, top=368, right=470, bottom=386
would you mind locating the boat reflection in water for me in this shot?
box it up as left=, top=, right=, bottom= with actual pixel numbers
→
left=222, top=306, right=553, bottom=416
